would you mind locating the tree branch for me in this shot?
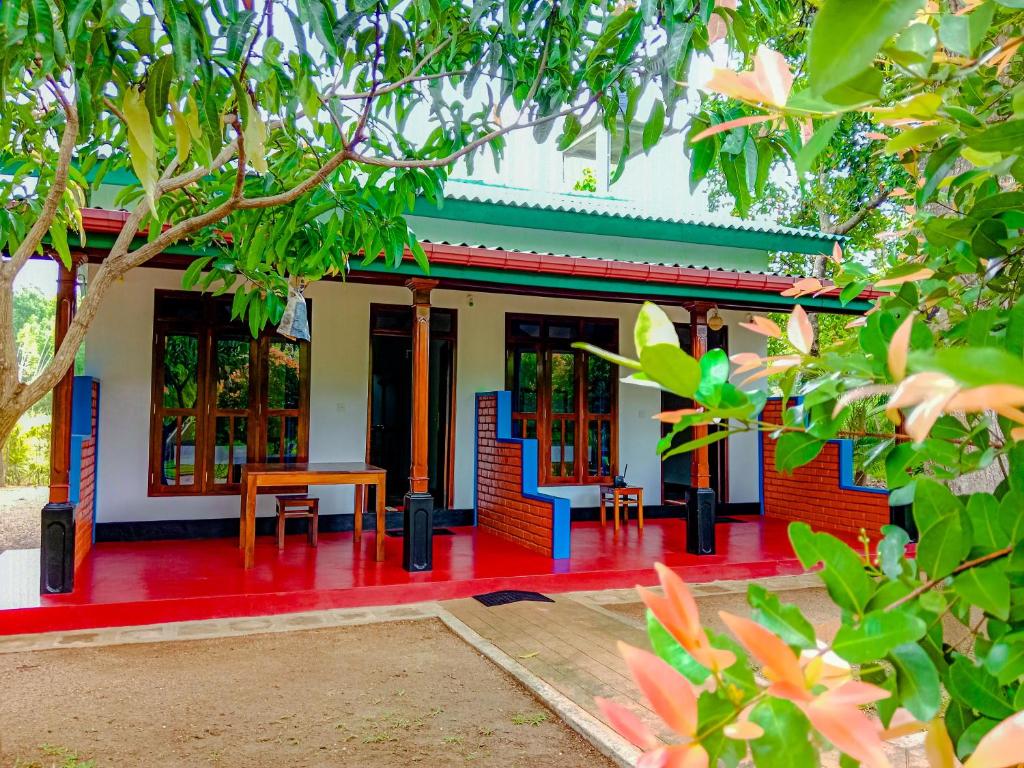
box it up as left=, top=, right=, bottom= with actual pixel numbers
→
left=885, top=545, right=1013, bottom=612
left=3, top=81, right=79, bottom=280
left=830, top=188, right=890, bottom=236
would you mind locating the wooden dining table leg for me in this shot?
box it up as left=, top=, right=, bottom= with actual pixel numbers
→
left=243, top=475, right=258, bottom=569
left=375, top=478, right=385, bottom=561
left=238, top=473, right=248, bottom=549
left=354, top=484, right=365, bottom=544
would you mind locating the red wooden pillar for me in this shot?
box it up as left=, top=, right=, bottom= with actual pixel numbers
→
left=403, top=277, right=438, bottom=571
left=49, top=260, right=78, bottom=504
left=683, top=301, right=716, bottom=554
left=41, top=257, right=80, bottom=593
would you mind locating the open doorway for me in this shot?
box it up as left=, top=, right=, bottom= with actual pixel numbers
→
left=367, top=305, right=456, bottom=508
left=661, top=323, right=729, bottom=510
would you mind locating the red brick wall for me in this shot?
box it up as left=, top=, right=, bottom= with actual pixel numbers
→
left=761, top=399, right=889, bottom=536
left=476, top=393, right=558, bottom=556
left=73, top=381, right=99, bottom=570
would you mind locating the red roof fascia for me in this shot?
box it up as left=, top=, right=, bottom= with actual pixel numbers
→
left=80, top=207, right=882, bottom=300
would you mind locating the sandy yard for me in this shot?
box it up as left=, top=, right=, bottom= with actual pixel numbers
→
left=0, top=619, right=614, bottom=768
left=0, top=486, right=46, bottom=553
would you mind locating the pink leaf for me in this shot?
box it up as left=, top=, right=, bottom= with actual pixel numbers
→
left=788, top=304, right=814, bottom=355
left=691, top=113, right=775, bottom=143
left=718, top=612, right=804, bottom=690
left=738, top=315, right=782, bottom=338
left=887, top=312, right=915, bottom=381
left=595, top=697, right=660, bottom=751
left=964, top=710, right=1024, bottom=768
left=618, top=643, right=699, bottom=739
left=875, top=268, right=934, bottom=288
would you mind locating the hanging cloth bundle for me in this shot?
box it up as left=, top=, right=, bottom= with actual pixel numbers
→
left=277, top=279, right=310, bottom=341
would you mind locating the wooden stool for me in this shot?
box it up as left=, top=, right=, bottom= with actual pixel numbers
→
left=275, top=494, right=319, bottom=550
left=599, top=485, right=644, bottom=532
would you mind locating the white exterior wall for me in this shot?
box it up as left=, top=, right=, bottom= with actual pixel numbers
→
left=84, top=266, right=766, bottom=524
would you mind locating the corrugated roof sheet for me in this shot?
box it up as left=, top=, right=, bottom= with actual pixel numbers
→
left=439, top=179, right=842, bottom=243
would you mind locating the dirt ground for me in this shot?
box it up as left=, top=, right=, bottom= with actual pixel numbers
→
left=605, top=586, right=842, bottom=639
left=0, top=620, right=614, bottom=768
left=0, top=485, right=46, bottom=553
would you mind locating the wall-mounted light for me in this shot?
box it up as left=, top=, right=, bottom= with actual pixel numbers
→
left=467, top=293, right=475, bottom=308
left=707, top=307, right=724, bottom=332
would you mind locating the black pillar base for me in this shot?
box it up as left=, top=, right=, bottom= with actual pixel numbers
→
left=686, top=487, right=716, bottom=555
left=889, top=503, right=917, bottom=542
left=40, top=501, right=76, bottom=594
left=403, top=492, right=434, bottom=572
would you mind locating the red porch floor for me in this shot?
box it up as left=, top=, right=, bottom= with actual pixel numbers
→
left=0, top=518, right=815, bottom=636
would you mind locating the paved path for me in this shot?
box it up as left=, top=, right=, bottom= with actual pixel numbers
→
left=444, top=574, right=927, bottom=767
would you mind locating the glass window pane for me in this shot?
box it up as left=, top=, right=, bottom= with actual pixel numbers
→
left=510, top=319, right=541, bottom=338
left=548, top=323, right=575, bottom=340
left=162, top=335, right=199, bottom=409
left=268, top=341, right=301, bottom=409
left=588, top=419, right=612, bottom=477
left=283, top=416, right=300, bottom=461
left=267, top=416, right=282, bottom=462
left=431, top=310, right=454, bottom=335
left=513, top=350, right=538, bottom=413
left=161, top=415, right=196, bottom=486
left=550, top=352, right=576, bottom=414
left=551, top=420, right=562, bottom=477
left=215, top=338, right=250, bottom=409
left=587, top=356, right=614, bottom=414
left=582, top=321, right=616, bottom=348
left=214, top=416, right=247, bottom=484
left=155, top=296, right=203, bottom=323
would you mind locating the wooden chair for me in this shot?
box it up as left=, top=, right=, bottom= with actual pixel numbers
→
left=275, top=494, right=319, bottom=550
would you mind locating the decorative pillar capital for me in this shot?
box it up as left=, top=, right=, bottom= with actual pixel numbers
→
left=405, top=278, right=439, bottom=305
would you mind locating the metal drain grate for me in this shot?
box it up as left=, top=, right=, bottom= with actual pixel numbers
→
left=472, top=590, right=555, bottom=607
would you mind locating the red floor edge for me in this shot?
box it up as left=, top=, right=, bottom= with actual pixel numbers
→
left=0, top=519, right=817, bottom=636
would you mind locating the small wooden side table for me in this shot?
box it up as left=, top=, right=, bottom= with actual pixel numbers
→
left=599, top=485, right=644, bottom=532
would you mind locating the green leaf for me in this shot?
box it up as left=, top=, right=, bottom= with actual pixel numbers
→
left=122, top=86, right=159, bottom=209
left=774, top=432, right=824, bottom=474
left=807, top=0, right=924, bottom=97
left=795, top=116, right=841, bottom=174
left=965, top=120, right=1024, bottom=154
left=747, top=584, right=816, bottom=648
left=967, top=493, right=1007, bottom=553
left=647, top=611, right=710, bottom=684
left=642, top=100, right=666, bottom=154
left=556, top=114, right=582, bottom=151
left=954, top=561, right=1010, bottom=621
left=948, top=656, right=1015, bottom=719
left=884, top=123, right=949, bottom=154
left=144, top=55, right=175, bottom=125
left=889, top=643, right=940, bottom=721
left=914, top=478, right=971, bottom=579
left=695, top=348, right=729, bottom=406
left=748, top=699, right=817, bottom=768
left=938, top=3, right=993, bottom=57
left=572, top=342, right=640, bottom=371
left=634, top=301, right=678, bottom=354
left=878, top=524, right=910, bottom=580
left=47, top=223, right=71, bottom=269
left=983, top=640, right=1024, bottom=686
left=640, top=344, right=702, bottom=398
left=181, top=256, right=213, bottom=290
left=242, top=97, right=268, bottom=174
left=832, top=610, right=927, bottom=664
left=789, top=523, right=874, bottom=615
left=661, top=428, right=733, bottom=459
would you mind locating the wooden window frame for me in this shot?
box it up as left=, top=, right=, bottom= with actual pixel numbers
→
left=505, top=314, right=618, bottom=486
left=148, top=290, right=311, bottom=497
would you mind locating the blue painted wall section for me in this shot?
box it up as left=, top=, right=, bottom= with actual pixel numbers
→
left=69, top=376, right=101, bottom=539
left=475, top=391, right=572, bottom=559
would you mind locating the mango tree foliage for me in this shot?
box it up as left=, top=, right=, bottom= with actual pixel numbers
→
left=578, top=1, right=1024, bottom=764
left=0, top=0, right=726, bottom=449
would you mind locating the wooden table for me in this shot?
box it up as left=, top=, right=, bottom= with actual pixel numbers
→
left=599, top=484, right=644, bottom=532
left=239, top=462, right=386, bottom=569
